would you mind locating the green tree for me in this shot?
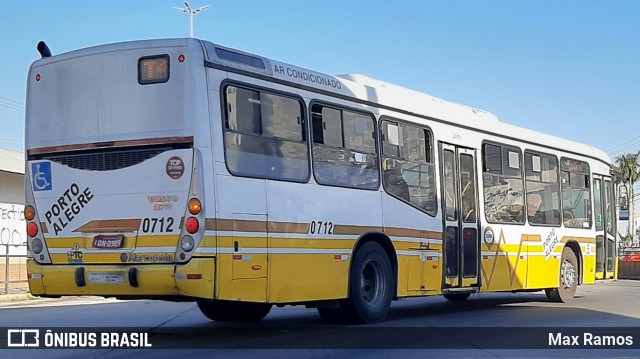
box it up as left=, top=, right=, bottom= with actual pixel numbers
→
left=614, top=151, right=640, bottom=244
left=618, top=231, right=634, bottom=248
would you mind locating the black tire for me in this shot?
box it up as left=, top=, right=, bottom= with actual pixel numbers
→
left=197, top=299, right=272, bottom=322
left=348, top=242, right=394, bottom=323
left=545, top=247, right=578, bottom=303
left=443, top=292, right=471, bottom=302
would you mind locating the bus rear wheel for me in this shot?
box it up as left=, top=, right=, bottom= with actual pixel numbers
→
left=349, top=242, right=394, bottom=323
left=545, top=247, right=578, bottom=303
left=317, top=242, right=394, bottom=324
left=197, top=299, right=272, bottom=322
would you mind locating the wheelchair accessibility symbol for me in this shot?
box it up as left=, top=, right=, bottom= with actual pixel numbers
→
left=32, top=162, right=52, bottom=191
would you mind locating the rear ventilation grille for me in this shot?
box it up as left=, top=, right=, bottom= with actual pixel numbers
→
left=35, top=146, right=174, bottom=171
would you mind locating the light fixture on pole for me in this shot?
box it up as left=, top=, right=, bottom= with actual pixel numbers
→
left=173, top=2, right=210, bottom=38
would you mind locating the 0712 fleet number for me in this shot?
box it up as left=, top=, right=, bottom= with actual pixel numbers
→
left=141, top=217, right=175, bottom=233
left=309, top=221, right=334, bottom=235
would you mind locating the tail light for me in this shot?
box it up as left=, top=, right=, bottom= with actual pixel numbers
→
left=27, top=222, right=39, bottom=237
left=25, top=205, right=36, bottom=221
left=185, top=217, right=199, bottom=234
left=188, top=198, right=201, bottom=215
left=175, top=153, right=205, bottom=263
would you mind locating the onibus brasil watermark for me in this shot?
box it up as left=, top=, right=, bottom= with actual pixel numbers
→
left=7, top=328, right=151, bottom=348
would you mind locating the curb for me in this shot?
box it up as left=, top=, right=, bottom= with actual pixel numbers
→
left=0, top=293, right=33, bottom=303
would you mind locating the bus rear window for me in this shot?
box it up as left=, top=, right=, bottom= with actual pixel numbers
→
left=138, top=55, right=170, bottom=84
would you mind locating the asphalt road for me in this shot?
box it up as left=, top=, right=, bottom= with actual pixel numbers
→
left=1, top=280, right=640, bottom=358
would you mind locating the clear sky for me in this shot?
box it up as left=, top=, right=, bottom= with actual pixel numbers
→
left=1, top=1, right=639, bottom=159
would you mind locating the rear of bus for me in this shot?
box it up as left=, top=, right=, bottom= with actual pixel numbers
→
left=24, top=39, right=214, bottom=299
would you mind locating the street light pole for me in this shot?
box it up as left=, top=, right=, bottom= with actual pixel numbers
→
left=173, top=2, right=210, bottom=38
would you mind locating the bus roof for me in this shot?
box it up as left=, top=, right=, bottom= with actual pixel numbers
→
left=200, top=39, right=611, bottom=166
left=29, top=38, right=198, bottom=68
left=29, top=37, right=612, bottom=166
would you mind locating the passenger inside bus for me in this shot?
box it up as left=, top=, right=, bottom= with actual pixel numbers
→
left=497, top=196, right=525, bottom=222
left=383, top=165, right=410, bottom=202
left=527, top=191, right=561, bottom=225
left=526, top=193, right=543, bottom=221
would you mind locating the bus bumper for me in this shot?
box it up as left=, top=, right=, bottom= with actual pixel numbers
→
left=26, top=258, right=215, bottom=299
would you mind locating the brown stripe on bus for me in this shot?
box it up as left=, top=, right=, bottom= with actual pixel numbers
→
left=333, top=225, right=383, bottom=236
left=560, top=236, right=596, bottom=244
left=216, top=219, right=268, bottom=232
left=204, top=217, right=443, bottom=239
left=268, top=221, right=310, bottom=234
left=205, top=219, right=308, bottom=233
left=205, top=218, right=216, bottom=231
left=384, top=227, right=443, bottom=240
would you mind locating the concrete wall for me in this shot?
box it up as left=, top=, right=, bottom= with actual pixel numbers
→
left=0, top=170, right=25, bottom=249
left=0, top=171, right=24, bottom=204
left=0, top=170, right=27, bottom=293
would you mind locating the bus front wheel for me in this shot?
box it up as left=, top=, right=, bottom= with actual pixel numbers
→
left=197, top=299, right=272, bottom=322
left=545, top=247, right=578, bottom=303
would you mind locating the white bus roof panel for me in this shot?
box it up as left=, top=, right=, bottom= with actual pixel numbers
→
left=201, top=40, right=610, bottom=166
left=26, top=39, right=203, bottom=150
left=26, top=37, right=610, bottom=165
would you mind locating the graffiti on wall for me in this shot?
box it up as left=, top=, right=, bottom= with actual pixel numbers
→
left=0, top=203, right=26, bottom=255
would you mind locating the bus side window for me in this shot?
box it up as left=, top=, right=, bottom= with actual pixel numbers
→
left=482, top=143, right=525, bottom=224
left=380, top=120, right=437, bottom=216
left=310, top=104, right=379, bottom=190
left=524, top=152, right=561, bottom=226
left=604, top=181, right=615, bottom=236
left=223, top=85, right=309, bottom=182
left=560, top=158, right=591, bottom=229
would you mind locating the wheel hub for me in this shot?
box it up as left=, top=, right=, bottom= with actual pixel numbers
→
left=561, top=259, right=577, bottom=289
left=361, top=260, right=384, bottom=305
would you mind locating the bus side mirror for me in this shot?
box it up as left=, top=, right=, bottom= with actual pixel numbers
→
left=619, top=184, right=629, bottom=220
left=619, top=184, right=628, bottom=210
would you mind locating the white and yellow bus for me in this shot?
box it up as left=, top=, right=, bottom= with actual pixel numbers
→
left=25, top=38, right=617, bottom=323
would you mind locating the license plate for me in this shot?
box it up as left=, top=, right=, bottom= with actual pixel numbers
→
left=93, top=234, right=124, bottom=249
left=88, top=271, right=125, bottom=284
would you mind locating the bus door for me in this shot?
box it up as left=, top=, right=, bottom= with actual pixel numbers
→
left=440, top=144, right=480, bottom=290
left=594, top=175, right=616, bottom=279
